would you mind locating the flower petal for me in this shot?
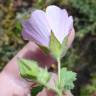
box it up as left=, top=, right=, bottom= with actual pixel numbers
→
left=46, top=5, right=73, bottom=43
left=63, top=16, right=73, bottom=38
left=22, top=10, right=51, bottom=47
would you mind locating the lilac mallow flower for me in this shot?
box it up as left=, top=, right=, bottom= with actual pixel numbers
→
left=21, top=5, right=73, bottom=47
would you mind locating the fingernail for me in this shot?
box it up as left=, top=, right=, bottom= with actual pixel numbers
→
left=27, top=93, right=31, bottom=96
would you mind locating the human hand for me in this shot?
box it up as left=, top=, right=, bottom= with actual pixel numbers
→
left=0, top=71, right=30, bottom=96
left=0, top=29, right=75, bottom=96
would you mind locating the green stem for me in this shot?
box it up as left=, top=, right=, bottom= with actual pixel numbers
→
left=57, top=58, right=63, bottom=96
left=46, top=84, right=63, bottom=96
left=57, top=58, right=61, bottom=84
left=41, top=58, right=62, bottom=96
left=42, top=80, right=62, bottom=96
left=44, top=83, right=60, bottom=95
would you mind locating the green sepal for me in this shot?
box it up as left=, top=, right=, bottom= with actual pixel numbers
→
left=37, top=68, right=51, bottom=84
left=39, top=45, right=50, bottom=54
left=61, top=37, right=68, bottom=58
left=18, top=59, right=51, bottom=85
left=56, top=68, right=77, bottom=90
left=18, top=59, right=40, bottom=80
left=49, top=32, right=61, bottom=59
left=31, top=85, right=44, bottom=96
left=49, top=32, right=68, bottom=59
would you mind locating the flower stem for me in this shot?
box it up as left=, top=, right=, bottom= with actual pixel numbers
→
left=57, top=58, right=63, bottom=96
left=45, top=84, right=62, bottom=96
left=57, top=58, right=61, bottom=85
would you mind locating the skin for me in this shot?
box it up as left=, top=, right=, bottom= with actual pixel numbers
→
left=0, top=29, right=75, bottom=96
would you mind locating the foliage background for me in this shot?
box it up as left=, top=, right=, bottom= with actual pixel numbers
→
left=0, top=0, right=96, bottom=96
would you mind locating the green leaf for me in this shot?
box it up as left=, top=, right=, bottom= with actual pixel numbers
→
left=18, top=59, right=40, bottom=80
left=31, top=85, right=44, bottom=96
left=56, top=68, right=77, bottom=90
left=37, top=68, right=51, bottom=84
left=49, top=32, right=61, bottom=59
left=15, top=21, right=22, bottom=31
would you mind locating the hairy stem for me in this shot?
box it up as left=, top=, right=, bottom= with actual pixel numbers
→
left=57, top=58, right=61, bottom=84
left=57, top=58, right=63, bottom=96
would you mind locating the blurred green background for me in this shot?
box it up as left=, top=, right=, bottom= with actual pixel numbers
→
left=0, top=0, right=96, bottom=96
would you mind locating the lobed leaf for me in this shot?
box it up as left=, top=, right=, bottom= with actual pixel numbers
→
left=56, top=68, right=77, bottom=90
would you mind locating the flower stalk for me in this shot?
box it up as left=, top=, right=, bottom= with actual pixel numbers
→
left=57, top=58, right=63, bottom=96
left=57, top=57, right=61, bottom=84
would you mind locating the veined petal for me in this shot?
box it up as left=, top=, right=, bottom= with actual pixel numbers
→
left=22, top=24, right=48, bottom=46
left=46, top=5, right=73, bottom=43
left=22, top=10, right=51, bottom=47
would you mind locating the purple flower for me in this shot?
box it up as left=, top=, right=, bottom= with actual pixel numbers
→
left=21, top=5, right=73, bottom=47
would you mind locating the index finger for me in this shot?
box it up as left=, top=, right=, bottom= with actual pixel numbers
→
left=3, top=42, right=55, bottom=79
